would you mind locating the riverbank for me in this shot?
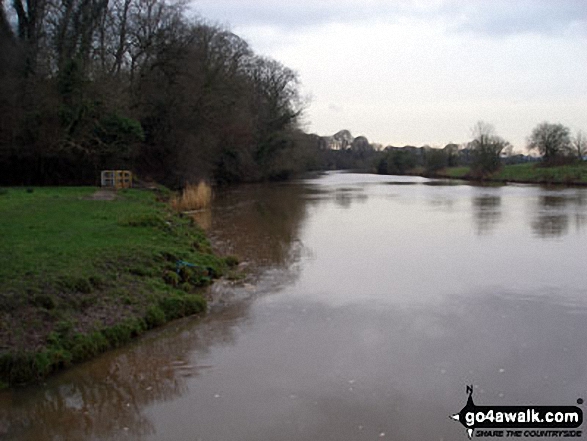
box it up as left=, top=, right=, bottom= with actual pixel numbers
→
left=0, top=187, right=237, bottom=388
left=434, top=162, right=587, bottom=186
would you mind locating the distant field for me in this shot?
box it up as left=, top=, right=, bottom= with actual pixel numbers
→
left=440, top=166, right=470, bottom=178
left=0, top=187, right=233, bottom=387
left=494, top=162, right=587, bottom=184
left=439, top=162, right=587, bottom=185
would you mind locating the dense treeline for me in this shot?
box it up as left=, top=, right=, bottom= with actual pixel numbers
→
left=0, top=0, right=324, bottom=186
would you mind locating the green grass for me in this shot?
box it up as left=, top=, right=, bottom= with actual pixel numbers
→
left=440, top=166, right=470, bottom=178
left=493, top=162, right=587, bottom=184
left=0, top=187, right=227, bottom=386
left=438, top=162, right=587, bottom=185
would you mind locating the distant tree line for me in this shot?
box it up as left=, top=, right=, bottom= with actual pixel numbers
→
left=0, top=0, right=326, bottom=186
left=375, top=121, right=586, bottom=177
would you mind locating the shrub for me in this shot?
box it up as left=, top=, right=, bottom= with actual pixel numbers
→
left=468, top=121, right=510, bottom=175
left=424, top=149, right=448, bottom=174
left=159, top=295, right=186, bottom=320
left=101, top=319, right=145, bottom=347
left=163, top=270, right=181, bottom=287
left=158, top=293, right=206, bottom=320
left=224, top=255, right=239, bottom=267
left=145, top=306, right=166, bottom=328
left=171, top=182, right=212, bottom=212
left=69, top=332, right=109, bottom=362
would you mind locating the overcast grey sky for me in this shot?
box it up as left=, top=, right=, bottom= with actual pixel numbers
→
left=192, top=0, right=587, bottom=150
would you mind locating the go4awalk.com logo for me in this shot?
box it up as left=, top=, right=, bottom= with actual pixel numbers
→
left=450, top=386, right=583, bottom=439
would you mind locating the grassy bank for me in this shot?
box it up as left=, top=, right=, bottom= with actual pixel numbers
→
left=0, top=187, right=235, bottom=387
left=437, top=162, right=587, bottom=185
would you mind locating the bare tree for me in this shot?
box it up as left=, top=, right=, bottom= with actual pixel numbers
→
left=0, top=0, right=14, bottom=40
left=12, top=0, right=48, bottom=74
left=502, top=144, right=514, bottom=157
left=0, top=0, right=315, bottom=185
left=351, top=136, right=371, bottom=153
left=573, top=130, right=586, bottom=160
left=468, top=121, right=510, bottom=174
left=527, top=122, right=572, bottom=162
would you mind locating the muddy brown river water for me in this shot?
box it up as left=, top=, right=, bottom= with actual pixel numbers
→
left=2, top=172, right=587, bottom=440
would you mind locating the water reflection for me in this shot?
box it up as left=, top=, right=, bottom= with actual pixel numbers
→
left=191, top=209, right=211, bottom=230
left=383, top=181, right=417, bottom=186
left=421, top=180, right=462, bottom=186
left=427, top=195, right=456, bottom=209
left=302, top=184, right=370, bottom=209
left=472, top=195, right=502, bottom=235
left=334, top=188, right=368, bottom=209
left=205, top=183, right=309, bottom=268
left=0, top=304, right=251, bottom=441
left=532, top=213, right=569, bottom=238
left=229, top=287, right=587, bottom=441
left=531, top=191, right=587, bottom=238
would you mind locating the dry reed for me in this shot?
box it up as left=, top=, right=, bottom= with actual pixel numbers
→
left=171, top=181, right=212, bottom=212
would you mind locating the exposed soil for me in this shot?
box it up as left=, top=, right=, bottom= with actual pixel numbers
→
left=88, top=189, right=117, bottom=200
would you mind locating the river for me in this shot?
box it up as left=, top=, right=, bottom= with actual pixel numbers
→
left=2, top=172, right=587, bottom=440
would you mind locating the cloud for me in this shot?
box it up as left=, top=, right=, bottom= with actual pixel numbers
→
left=328, top=104, right=343, bottom=113
left=189, top=0, right=587, bottom=149
left=191, top=0, right=356, bottom=29
left=192, top=0, right=587, bottom=36
left=447, top=0, right=587, bottom=36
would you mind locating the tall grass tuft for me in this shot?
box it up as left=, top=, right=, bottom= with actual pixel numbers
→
left=171, top=181, right=212, bottom=212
